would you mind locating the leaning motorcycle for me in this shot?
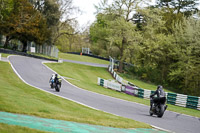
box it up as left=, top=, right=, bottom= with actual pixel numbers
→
left=50, top=79, right=55, bottom=89
left=50, top=78, right=62, bottom=92
left=55, top=79, right=61, bottom=92
left=149, top=97, right=167, bottom=118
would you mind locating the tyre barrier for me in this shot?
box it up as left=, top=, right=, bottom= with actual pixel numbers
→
left=100, top=65, right=200, bottom=110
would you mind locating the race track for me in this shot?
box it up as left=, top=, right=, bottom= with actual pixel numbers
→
left=9, top=56, right=200, bottom=133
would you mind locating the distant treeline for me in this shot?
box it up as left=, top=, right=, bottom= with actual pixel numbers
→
left=89, top=0, right=200, bottom=96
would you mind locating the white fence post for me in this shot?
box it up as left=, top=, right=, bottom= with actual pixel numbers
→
left=58, top=58, right=63, bottom=63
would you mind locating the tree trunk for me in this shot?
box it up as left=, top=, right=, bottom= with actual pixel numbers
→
left=118, top=37, right=125, bottom=73
left=22, top=41, right=28, bottom=53
left=118, top=60, right=123, bottom=73
left=3, top=36, right=10, bottom=48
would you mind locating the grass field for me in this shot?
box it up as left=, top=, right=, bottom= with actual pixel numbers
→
left=46, top=60, right=200, bottom=118
left=0, top=123, right=48, bottom=133
left=27, top=52, right=58, bottom=60
left=0, top=53, right=10, bottom=58
left=0, top=52, right=57, bottom=60
left=59, top=53, right=109, bottom=65
left=0, top=60, right=151, bottom=131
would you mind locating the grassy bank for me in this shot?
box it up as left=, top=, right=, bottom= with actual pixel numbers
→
left=0, top=123, right=48, bottom=133
left=27, top=52, right=58, bottom=60
left=59, top=53, right=109, bottom=65
left=0, top=53, right=10, bottom=58
left=0, top=61, right=150, bottom=129
left=46, top=61, right=200, bottom=118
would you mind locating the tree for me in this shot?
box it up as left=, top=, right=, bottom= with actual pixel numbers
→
left=156, top=0, right=199, bottom=16
left=153, top=0, right=199, bottom=34
left=133, top=8, right=177, bottom=83
left=30, top=0, right=61, bottom=44
left=0, top=0, right=14, bottom=48
left=91, top=0, right=145, bottom=72
left=169, top=16, right=200, bottom=96
left=0, top=0, right=13, bottom=21
left=0, top=0, right=48, bottom=51
left=90, top=13, right=113, bottom=56
left=54, top=21, right=77, bottom=52
left=30, top=0, right=79, bottom=46
left=132, top=8, right=200, bottom=96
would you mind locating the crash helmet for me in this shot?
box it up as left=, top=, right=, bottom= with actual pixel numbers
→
left=157, top=85, right=163, bottom=89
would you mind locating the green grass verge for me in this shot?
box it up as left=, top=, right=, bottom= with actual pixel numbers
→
left=59, top=53, right=109, bottom=65
left=0, top=51, right=57, bottom=59
left=0, top=123, right=49, bottom=133
left=0, top=53, right=10, bottom=58
left=46, top=62, right=200, bottom=118
left=0, top=61, right=150, bottom=129
left=27, top=52, right=58, bottom=60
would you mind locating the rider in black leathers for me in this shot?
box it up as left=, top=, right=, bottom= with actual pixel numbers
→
left=150, top=85, right=167, bottom=110
left=54, top=74, right=62, bottom=87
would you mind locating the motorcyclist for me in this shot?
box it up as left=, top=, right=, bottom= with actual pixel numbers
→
left=150, top=85, right=167, bottom=111
left=49, top=74, right=55, bottom=87
left=54, top=74, right=62, bottom=87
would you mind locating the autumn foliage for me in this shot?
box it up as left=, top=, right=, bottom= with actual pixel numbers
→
left=0, top=0, right=48, bottom=51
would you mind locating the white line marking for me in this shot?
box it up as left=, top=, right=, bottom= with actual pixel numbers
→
left=151, top=125, right=173, bottom=133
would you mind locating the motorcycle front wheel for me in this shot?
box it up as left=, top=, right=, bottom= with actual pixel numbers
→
left=50, top=83, right=54, bottom=88
left=149, top=109, right=153, bottom=116
left=157, top=104, right=165, bottom=118
left=55, top=84, right=60, bottom=92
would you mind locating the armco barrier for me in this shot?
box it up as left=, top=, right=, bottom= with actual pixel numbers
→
left=175, top=94, right=187, bottom=107
left=124, top=85, right=138, bottom=96
left=167, top=93, right=177, bottom=105
left=121, top=79, right=128, bottom=86
left=186, top=96, right=199, bottom=109
left=98, top=78, right=121, bottom=92
left=116, top=75, right=123, bottom=83
left=113, top=72, right=117, bottom=79
left=109, top=66, right=112, bottom=72
left=98, top=76, right=200, bottom=110
left=111, top=69, right=114, bottom=74
left=138, top=88, right=144, bottom=98
left=98, top=78, right=107, bottom=88
left=107, top=81, right=122, bottom=91
left=143, top=90, right=151, bottom=99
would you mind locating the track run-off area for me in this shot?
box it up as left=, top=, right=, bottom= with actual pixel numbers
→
left=6, top=55, right=200, bottom=133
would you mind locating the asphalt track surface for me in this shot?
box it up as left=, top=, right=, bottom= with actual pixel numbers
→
left=9, top=56, right=200, bottom=133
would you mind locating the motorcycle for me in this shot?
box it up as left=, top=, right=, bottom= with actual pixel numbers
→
left=50, top=79, right=62, bottom=92
left=149, top=97, right=167, bottom=118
